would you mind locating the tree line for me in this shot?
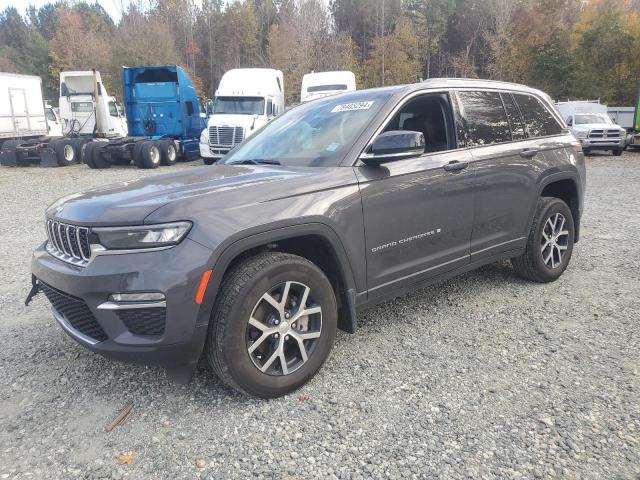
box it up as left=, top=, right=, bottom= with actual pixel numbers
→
left=1, top=0, right=639, bottom=106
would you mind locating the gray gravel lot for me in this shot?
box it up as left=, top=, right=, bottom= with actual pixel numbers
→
left=0, top=153, right=639, bottom=479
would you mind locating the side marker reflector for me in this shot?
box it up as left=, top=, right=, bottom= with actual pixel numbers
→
left=195, top=269, right=213, bottom=305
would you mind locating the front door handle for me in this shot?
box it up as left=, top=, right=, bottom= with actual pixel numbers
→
left=443, top=160, right=468, bottom=172
left=520, top=148, right=539, bottom=158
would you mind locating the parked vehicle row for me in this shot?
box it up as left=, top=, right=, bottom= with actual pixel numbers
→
left=29, top=78, right=585, bottom=398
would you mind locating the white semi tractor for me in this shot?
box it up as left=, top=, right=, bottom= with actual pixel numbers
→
left=59, top=71, right=127, bottom=137
left=199, top=68, right=284, bottom=164
left=300, top=71, right=356, bottom=103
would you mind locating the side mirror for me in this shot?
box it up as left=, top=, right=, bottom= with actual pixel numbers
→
left=360, top=130, right=425, bottom=166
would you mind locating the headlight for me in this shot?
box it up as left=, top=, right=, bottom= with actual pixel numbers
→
left=93, top=221, right=192, bottom=250
left=574, top=129, right=588, bottom=139
left=200, top=129, right=208, bottom=143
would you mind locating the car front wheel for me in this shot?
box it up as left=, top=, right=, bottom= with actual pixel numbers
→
left=206, top=252, right=337, bottom=398
left=512, top=197, right=575, bottom=283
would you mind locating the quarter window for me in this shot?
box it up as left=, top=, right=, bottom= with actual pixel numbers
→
left=501, top=93, right=527, bottom=140
left=457, top=91, right=511, bottom=146
left=513, top=93, right=563, bottom=137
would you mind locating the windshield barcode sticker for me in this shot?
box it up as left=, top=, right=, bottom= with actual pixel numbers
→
left=331, top=101, right=374, bottom=113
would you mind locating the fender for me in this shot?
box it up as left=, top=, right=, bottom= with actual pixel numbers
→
left=195, top=222, right=360, bottom=333
left=527, top=169, right=583, bottom=242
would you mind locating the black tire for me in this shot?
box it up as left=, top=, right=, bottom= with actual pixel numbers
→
left=612, top=148, right=622, bottom=156
left=512, top=197, right=575, bottom=283
left=582, top=148, right=591, bottom=156
left=53, top=138, right=76, bottom=166
left=132, top=142, right=145, bottom=168
left=90, top=142, right=111, bottom=169
left=206, top=252, right=338, bottom=398
left=140, top=141, right=161, bottom=169
left=159, top=139, right=178, bottom=166
left=83, top=141, right=96, bottom=167
left=203, top=157, right=216, bottom=165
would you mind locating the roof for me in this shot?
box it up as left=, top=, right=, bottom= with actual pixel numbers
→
left=360, top=78, right=548, bottom=97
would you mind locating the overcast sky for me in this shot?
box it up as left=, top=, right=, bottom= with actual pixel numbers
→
left=0, top=0, right=165, bottom=23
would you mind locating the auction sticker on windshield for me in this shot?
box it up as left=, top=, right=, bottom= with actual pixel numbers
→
left=331, top=101, right=374, bottom=113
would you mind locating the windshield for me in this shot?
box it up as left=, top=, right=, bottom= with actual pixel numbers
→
left=574, top=114, right=612, bottom=125
left=308, top=84, right=348, bottom=93
left=219, top=90, right=393, bottom=167
left=214, top=96, right=264, bottom=115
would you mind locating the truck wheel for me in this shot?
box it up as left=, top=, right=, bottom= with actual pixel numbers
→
left=140, top=141, right=161, bottom=169
left=83, top=142, right=95, bottom=167
left=159, top=140, right=178, bottom=166
left=512, top=197, right=574, bottom=283
left=206, top=252, right=338, bottom=398
left=53, top=138, right=76, bottom=166
left=132, top=142, right=145, bottom=168
left=203, top=157, right=216, bottom=165
left=612, top=148, right=622, bottom=156
left=91, top=143, right=111, bottom=169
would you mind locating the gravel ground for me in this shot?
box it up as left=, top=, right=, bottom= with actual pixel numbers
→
left=0, top=153, right=638, bottom=479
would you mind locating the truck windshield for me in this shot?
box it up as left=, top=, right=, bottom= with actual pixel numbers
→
left=575, top=114, right=612, bottom=124
left=308, top=84, right=348, bottom=92
left=214, top=96, right=265, bottom=115
left=220, top=90, right=393, bottom=167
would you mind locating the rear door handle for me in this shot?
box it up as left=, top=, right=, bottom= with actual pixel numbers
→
left=443, top=160, right=468, bottom=172
left=520, top=148, right=539, bottom=158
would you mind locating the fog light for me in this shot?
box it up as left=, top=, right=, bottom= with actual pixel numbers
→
left=108, top=292, right=165, bottom=302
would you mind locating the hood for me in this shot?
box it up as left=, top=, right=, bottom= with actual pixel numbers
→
left=47, top=164, right=322, bottom=226
left=572, top=123, right=623, bottom=130
left=209, top=114, right=257, bottom=129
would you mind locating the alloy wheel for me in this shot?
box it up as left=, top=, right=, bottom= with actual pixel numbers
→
left=541, top=212, right=569, bottom=269
left=246, top=281, right=322, bottom=376
left=63, top=144, right=74, bottom=161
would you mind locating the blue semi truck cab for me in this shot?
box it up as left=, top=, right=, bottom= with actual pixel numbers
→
left=85, top=65, right=207, bottom=169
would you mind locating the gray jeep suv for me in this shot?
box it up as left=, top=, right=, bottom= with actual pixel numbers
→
left=30, top=79, right=586, bottom=398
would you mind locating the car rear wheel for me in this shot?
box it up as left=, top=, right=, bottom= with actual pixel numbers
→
left=206, top=252, right=337, bottom=398
left=512, top=197, right=575, bottom=283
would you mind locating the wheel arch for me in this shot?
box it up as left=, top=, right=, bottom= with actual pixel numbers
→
left=533, top=173, right=582, bottom=242
left=202, top=223, right=359, bottom=334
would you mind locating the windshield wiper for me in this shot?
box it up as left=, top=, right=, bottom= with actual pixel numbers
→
left=229, top=159, right=281, bottom=165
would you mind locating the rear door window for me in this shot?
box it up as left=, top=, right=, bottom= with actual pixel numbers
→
left=501, top=93, right=527, bottom=140
left=513, top=93, right=563, bottom=137
left=456, top=91, right=511, bottom=146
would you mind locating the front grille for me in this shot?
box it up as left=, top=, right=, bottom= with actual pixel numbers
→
left=588, top=129, right=621, bottom=140
left=209, top=126, right=244, bottom=147
left=46, top=219, right=91, bottom=266
left=40, top=281, right=108, bottom=342
left=117, top=308, right=166, bottom=336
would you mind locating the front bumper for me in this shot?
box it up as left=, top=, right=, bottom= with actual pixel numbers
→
left=199, top=142, right=228, bottom=159
left=31, top=237, right=214, bottom=379
left=578, top=138, right=625, bottom=149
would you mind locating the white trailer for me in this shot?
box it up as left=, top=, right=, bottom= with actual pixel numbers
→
left=300, top=71, right=356, bottom=103
left=199, top=68, right=284, bottom=164
left=0, top=72, right=83, bottom=167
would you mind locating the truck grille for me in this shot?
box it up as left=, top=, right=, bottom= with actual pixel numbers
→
left=209, top=126, right=244, bottom=147
left=40, top=281, right=108, bottom=343
left=588, top=129, right=621, bottom=140
left=46, top=219, right=91, bottom=266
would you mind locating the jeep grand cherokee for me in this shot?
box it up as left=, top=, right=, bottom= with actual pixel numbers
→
left=30, top=79, right=586, bottom=398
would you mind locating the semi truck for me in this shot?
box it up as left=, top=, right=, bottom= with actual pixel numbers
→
left=625, top=85, right=640, bottom=150
left=59, top=71, right=127, bottom=137
left=0, top=72, right=82, bottom=167
left=300, top=70, right=356, bottom=103
left=199, top=68, right=284, bottom=164
left=86, top=65, right=206, bottom=169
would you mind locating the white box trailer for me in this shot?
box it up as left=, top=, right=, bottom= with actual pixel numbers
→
left=0, top=71, right=93, bottom=167
left=0, top=73, right=49, bottom=140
